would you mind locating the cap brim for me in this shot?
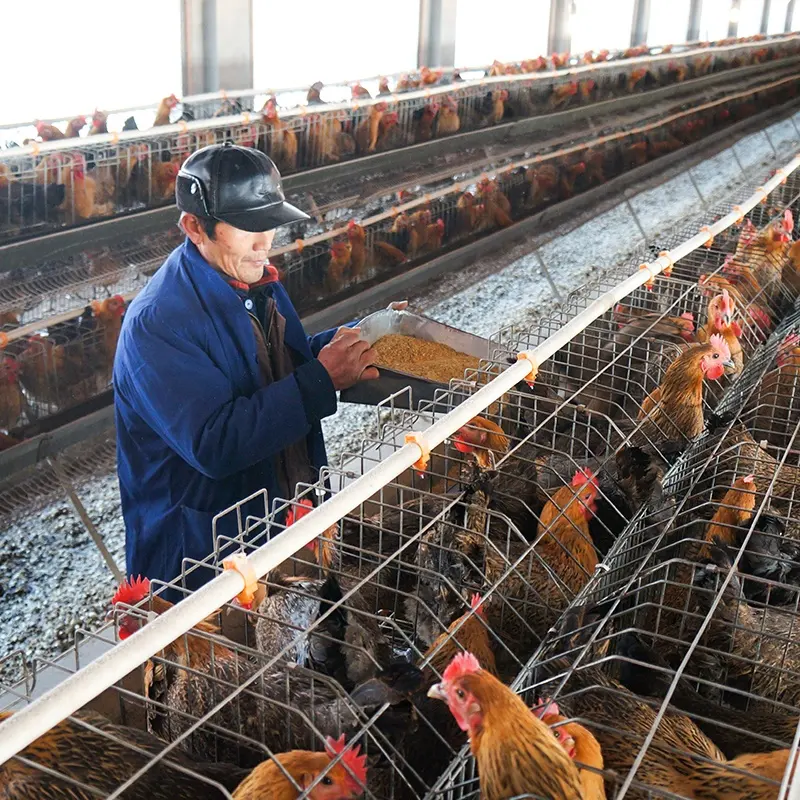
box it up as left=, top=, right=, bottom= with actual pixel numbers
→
left=217, top=200, right=310, bottom=233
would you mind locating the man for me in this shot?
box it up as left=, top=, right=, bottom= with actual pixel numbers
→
left=113, top=142, right=390, bottom=594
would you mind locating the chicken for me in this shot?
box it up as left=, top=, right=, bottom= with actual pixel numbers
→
left=696, top=290, right=744, bottom=373
left=424, top=218, right=445, bottom=253
left=749, top=332, right=800, bottom=450
left=525, top=162, right=560, bottom=208
left=89, top=109, right=108, bottom=135
left=456, top=191, right=484, bottom=234
left=63, top=153, right=115, bottom=220
left=407, top=209, right=432, bottom=257
left=521, top=56, right=548, bottom=72
left=377, top=77, right=390, bottom=95
left=535, top=700, right=606, bottom=799
left=33, top=120, right=65, bottom=141
left=253, top=571, right=390, bottom=689
left=110, top=576, right=369, bottom=766
left=618, top=631, right=800, bottom=758
left=260, top=97, right=298, bottom=173
left=550, top=81, right=578, bottom=110
left=353, top=102, right=388, bottom=154
left=346, top=220, right=366, bottom=280
left=699, top=272, right=772, bottom=342
left=232, top=735, right=368, bottom=800
left=783, top=239, right=800, bottom=298
left=627, top=67, right=649, bottom=92
left=579, top=78, right=596, bottom=102
left=0, top=357, right=22, bottom=431
left=91, top=294, right=125, bottom=372
left=551, top=51, right=570, bottom=69
left=631, top=334, right=734, bottom=452
left=307, top=81, right=324, bottom=104
left=307, top=113, right=343, bottom=164
left=475, top=178, right=512, bottom=228
left=153, top=93, right=179, bottom=126
left=0, top=708, right=247, bottom=800
left=374, top=110, right=401, bottom=151
left=327, top=241, right=351, bottom=293
left=423, top=593, right=498, bottom=681
left=412, top=102, right=439, bottom=143
left=450, top=415, right=510, bottom=470
left=491, top=89, right=508, bottom=124
left=436, top=97, right=460, bottom=136
left=428, top=652, right=583, bottom=800
left=536, top=468, right=600, bottom=594
left=419, top=66, right=442, bottom=85
left=64, top=114, right=87, bottom=138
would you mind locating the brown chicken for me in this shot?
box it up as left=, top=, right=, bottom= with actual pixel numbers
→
left=525, top=162, right=560, bottom=207
left=0, top=708, right=247, bottom=800
left=233, top=735, right=368, bottom=800
left=64, top=153, right=115, bottom=220
left=153, top=93, right=179, bottom=126
left=307, top=113, right=343, bottom=164
left=521, top=56, right=548, bottom=71
left=476, top=178, right=512, bottom=228
left=34, top=120, right=68, bottom=141
left=631, top=334, right=733, bottom=450
left=307, top=81, right=324, bottom=103
left=424, top=217, right=445, bottom=252
left=419, top=66, right=443, bottom=85
left=327, top=241, right=351, bottom=292
left=0, top=357, right=22, bottom=432
left=413, top=102, right=439, bottom=143
left=436, top=96, right=460, bottom=135
left=536, top=700, right=606, bottom=799
left=456, top=190, right=484, bottom=234
left=374, top=110, right=400, bottom=151
left=696, top=290, right=744, bottom=374
left=551, top=51, right=570, bottom=69
left=111, top=577, right=367, bottom=766
left=699, top=272, right=772, bottom=342
left=550, top=81, right=578, bottom=110
left=346, top=221, right=367, bottom=279
left=91, top=294, right=126, bottom=372
left=261, top=97, right=298, bottom=172
left=407, top=209, right=432, bottom=257
left=451, top=414, right=510, bottom=470
left=783, top=239, right=800, bottom=298
left=750, top=333, right=800, bottom=449
left=377, top=77, right=390, bottom=95
left=89, top=109, right=108, bottom=135
left=491, top=89, right=508, bottom=124
left=428, top=652, right=583, bottom=800
left=354, top=102, right=389, bottom=153
left=627, top=67, right=649, bottom=92
left=423, top=594, right=498, bottom=681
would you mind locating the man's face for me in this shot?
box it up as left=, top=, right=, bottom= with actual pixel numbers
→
left=185, top=216, right=277, bottom=284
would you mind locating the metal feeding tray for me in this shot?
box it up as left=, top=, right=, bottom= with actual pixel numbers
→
left=340, top=309, right=497, bottom=408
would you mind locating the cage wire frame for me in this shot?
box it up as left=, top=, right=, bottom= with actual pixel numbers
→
left=1, top=82, right=798, bottom=445
left=1, top=35, right=798, bottom=243
left=4, top=150, right=794, bottom=800
left=2, top=32, right=794, bottom=135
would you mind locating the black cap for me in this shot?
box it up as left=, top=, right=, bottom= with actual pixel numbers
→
left=175, top=142, right=309, bottom=232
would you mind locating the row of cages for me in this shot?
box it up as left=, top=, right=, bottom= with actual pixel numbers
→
left=1, top=155, right=800, bottom=798
left=3, top=32, right=785, bottom=139
left=1, top=34, right=798, bottom=244
left=0, top=80, right=796, bottom=450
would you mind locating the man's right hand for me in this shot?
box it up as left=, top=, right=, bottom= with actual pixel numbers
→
left=317, top=327, right=379, bottom=391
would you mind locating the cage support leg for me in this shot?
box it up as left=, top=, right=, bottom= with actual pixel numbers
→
left=534, top=251, right=564, bottom=304
left=46, top=456, right=123, bottom=583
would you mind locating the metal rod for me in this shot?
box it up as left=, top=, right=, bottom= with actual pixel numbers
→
left=533, top=251, right=565, bottom=304
left=687, top=0, right=704, bottom=41
left=45, top=457, right=123, bottom=583
left=0, top=152, right=796, bottom=765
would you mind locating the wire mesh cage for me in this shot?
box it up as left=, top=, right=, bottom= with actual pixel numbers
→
left=1, top=35, right=798, bottom=243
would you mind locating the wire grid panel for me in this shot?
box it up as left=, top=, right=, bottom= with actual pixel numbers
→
left=2, top=42, right=799, bottom=244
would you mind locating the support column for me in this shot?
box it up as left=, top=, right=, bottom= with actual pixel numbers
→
left=631, top=0, right=651, bottom=46
left=548, top=0, right=572, bottom=55
left=786, top=0, right=796, bottom=31
left=181, top=0, right=254, bottom=96
left=728, top=0, right=741, bottom=38
left=687, top=0, right=703, bottom=40
left=760, top=0, right=772, bottom=33
left=417, top=0, right=457, bottom=69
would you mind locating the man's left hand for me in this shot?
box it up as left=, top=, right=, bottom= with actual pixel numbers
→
left=387, top=301, right=409, bottom=312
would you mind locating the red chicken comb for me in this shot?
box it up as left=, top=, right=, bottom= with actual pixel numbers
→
left=783, top=209, right=794, bottom=233
left=442, top=651, right=482, bottom=684
left=286, top=498, right=314, bottom=527
left=347, top=220, right=359, bottom=230
left=571, top=468, right=598, bottom=490
left=709, top=333, right=732, bottom=363
left=738, top=474, right=755, bottom=485
left=469, top=593, right=486, bottom=617
left=112, top=575, right=150, bottom=607
left=532, top=697, right=560, bottom=719
left=325, top=735, right=368, bottom=792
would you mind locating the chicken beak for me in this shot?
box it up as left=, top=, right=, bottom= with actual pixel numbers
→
left=722, top=314, right=731, bottom=326
left=427, top=683, right=447, bottom=702
left=723, top=358, right=736, bottom=373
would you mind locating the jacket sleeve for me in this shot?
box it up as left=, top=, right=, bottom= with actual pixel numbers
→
left=116, top=315, right=337, bottom=481
left=307, top=320, right=359, bottom=357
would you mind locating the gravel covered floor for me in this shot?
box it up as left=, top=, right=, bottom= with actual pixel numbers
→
left=1, top=114, right=797, bottom=685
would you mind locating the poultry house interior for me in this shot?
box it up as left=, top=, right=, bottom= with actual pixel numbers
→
left=3, top=3, right=800, bottom=799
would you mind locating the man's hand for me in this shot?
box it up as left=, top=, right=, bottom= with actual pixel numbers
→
left=387, top=300, right=409, bottom=312
left=318, top=327, right=379, bottom=391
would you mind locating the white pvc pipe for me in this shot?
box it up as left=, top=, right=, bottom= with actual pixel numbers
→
left=0, top=152, right=798, bottom=765
left=2, top=35, right=795, bottom=162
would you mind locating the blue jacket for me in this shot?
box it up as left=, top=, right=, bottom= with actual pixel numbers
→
left=113, top=239, right=341, bottom=595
